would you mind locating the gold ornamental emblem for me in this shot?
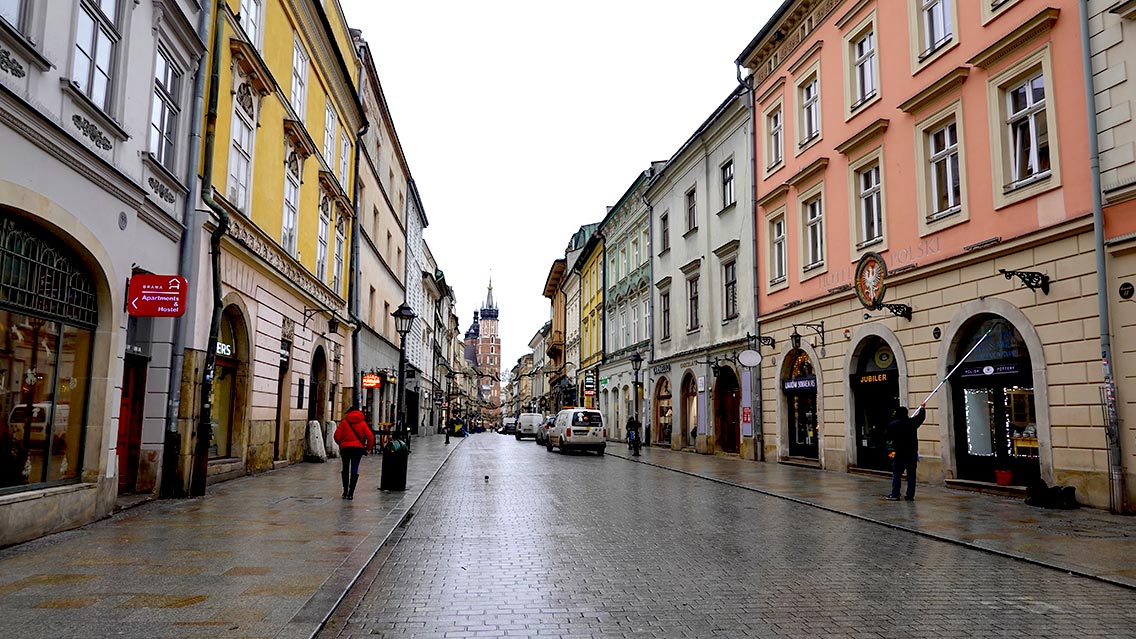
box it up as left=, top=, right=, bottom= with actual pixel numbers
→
left=854, top=252, right=887, bottom=309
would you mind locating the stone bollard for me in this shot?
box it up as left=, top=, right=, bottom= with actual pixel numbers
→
left=305, top=420, right=328, bottom=462
left=324, top=420, right=339, bottom=458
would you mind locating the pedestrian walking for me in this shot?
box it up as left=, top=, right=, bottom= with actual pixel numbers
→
left=334, top=406, right=374, bottom=500
left=886, top=403, right=926, bottom=501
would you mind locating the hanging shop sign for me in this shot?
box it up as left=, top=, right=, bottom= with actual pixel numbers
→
left=361, top=373, right=382, bottom=388
left=742, top=406, right=752, bottom=424
left=127, top=274, right=187, bottom=317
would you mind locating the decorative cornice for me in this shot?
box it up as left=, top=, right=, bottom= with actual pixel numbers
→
left=679, top=258, right=702, bottom=276
left=757, top=183, right=790, bottom=210
left=229, top=38, right=274, bottom=96
left=655, top=275, right=672, bottom=290
left=898, top=66, right=970, bottom=114
left=1113, top=0, right=1136, bottom=20
left=757, top=77, right=785, bottom=106
left=713, top=239, right=741, bottom=258
left=788, top=40, right=823, bottom=76
left=787, top=157, right=829, bottom=189
left=318, top=169, right=351, bottom=211
left=0, top=47, right=25, bottom=78
left=748, top=0, right=843, bottom=85
left=71, top=114, right=111, bottom=151
left=968, top=7, right=1059, bottom=69
left=835, top=118, right=889, bottom=156
left=283, top=119, right=318, bottom=157
left=835, top=0, right=874, bottom=29
left=147, top=177, right=176, bottom=204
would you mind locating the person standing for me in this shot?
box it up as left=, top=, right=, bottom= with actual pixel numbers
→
left=334, top=406, right=374, bottom=500
left=886, top=403, right=926, bottom=501
left=626, top=415, right=641, bottom=456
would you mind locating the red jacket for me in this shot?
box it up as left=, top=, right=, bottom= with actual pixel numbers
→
left=334, top=410, right=374, bottom=451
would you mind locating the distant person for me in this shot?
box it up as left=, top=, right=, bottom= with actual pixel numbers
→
left=886, top=403, right=926, bottom=501
left=334, top=406, right=374, bottom=500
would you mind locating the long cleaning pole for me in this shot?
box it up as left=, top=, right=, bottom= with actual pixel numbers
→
left=921, top=326, right=995, bottom=406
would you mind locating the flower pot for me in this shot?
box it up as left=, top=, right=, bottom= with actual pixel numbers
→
left=994, top=469, right=1013, bottom=486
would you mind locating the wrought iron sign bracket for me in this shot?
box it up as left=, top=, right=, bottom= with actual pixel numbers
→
left=999, top=269, right=1050, bottom=295
left=872, top=302, right=913, bottom=321
left=790, top=321, right=825, bottom=351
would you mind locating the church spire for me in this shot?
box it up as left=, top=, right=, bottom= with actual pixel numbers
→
left=480, top=275, right=499, bottom=320
left=485, top=277, right=495, bottom=310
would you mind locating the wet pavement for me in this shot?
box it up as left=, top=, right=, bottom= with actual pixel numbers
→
left=0, top=434, right=462, bottom=639
left=607, top=444, right=1136, bottom=589
left=321, top=435, right=1136, bottom=639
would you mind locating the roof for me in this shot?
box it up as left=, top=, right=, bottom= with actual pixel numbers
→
left=734, top=0, right=797, bottom=68
left=542, top=259, right=567, bottom=299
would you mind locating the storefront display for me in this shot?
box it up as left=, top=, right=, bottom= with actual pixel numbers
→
left=784, top=349, right=818, bottom=459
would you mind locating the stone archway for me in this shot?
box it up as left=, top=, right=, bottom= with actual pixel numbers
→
left=654, top=377, right=673, bottom=446
left=309, top=345, right=329, bottom=425
left=776, top=341, right=824, bottom=464
left=843, top=324, right=908, bottom=470
left=681, top=371, right=698, bottom=449
left=714, top=366, right=741, bottom=454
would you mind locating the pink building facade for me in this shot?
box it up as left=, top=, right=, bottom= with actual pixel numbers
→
left=740, top=0, right=1121, bottom=507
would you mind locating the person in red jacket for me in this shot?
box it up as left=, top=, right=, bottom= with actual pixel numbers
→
left=334, top=406, right=374, bottom=499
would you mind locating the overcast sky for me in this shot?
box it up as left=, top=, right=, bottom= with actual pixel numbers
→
left=339, top=0, right=781, bottom=375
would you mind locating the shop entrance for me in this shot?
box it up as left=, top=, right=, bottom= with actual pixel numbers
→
left=951, top=316, right=1040, bottom=485
left=117, top=355, right=147, bottom=492
left=714, top=367, right=740, bottom=454
left=681, top=373, right=698, bottom=448
left=850, top=337, right=899, bottom=471
left=654, top=377, right=672, bottom=445
left=211, top=309, right=241, bottom=459
left=783, top=349, right=818, bottom=459
left=308, top=346, right=328, bottom=424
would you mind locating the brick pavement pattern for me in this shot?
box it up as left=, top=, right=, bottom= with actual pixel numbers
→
left=324, top=435, right=1136, bottom=639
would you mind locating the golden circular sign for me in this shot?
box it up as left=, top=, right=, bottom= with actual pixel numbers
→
left=854, top=252, right=887, bottom=310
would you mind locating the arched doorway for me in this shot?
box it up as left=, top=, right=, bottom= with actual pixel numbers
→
left=850, top=336, right=899, bottom=471
left=211, top=306, right=246, bottom=459
left=783, top=349, right=818, bottom=459
left=654, top=377, right=672, bottom=445
left=714, top=367, right=741, bottom=454
left=951, top=315, right=1040, bottom=485
left=682, top=372, right=698, bottom=448
left=308, top=346, right=328, bottom=424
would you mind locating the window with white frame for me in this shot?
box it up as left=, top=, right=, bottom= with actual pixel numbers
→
left=239, top=0, right=262, bottom=46
left=857, top=163, right=883, bottom=247
left=767, top=105, right=784, bottom=168
left=621, top=310, right=628, bottom=347
left=150, top=46, right=180, bottom=171
left=621, top=246, right=629, bottom=278
left=632, top=303, right=639, bottom=342
left=770, top=214, right=787, bottom=283
left=800, top=75, right=820, bottom=144
left=852, top=30, right=877, bottom=108
left=642, top=299, right=650, bottom=340
left=291, top=38, right=308, bottom=116
left=609, top=316, right=617, bottom=350
left=281, top=152, right=300, bottom=255
left=609, top=257, right=617, bottom=286
left=340, top=134, right=350, bottom=185
left=317, top=197, right=331, bottom=279
left=333, top=216, right=346, bottom=290
left=722, top=160, right=735, bottom=208
left=660, top=212, right=670, bottom=252
left=323, top=101, right=336, bottom=164
left=804, top=195, right=824, bottom=269
left=687, top=276, right=700, bottom=330
left=74, top=0, right=120, bottom=111
left=723, top=260, right=738, bottom=319
left=920, top=0, right=952, bottom=57
left=660, top=291, right=671, bottom=340
left=929, top=120, right=961, bottom=218
left=1006, top=72, right=1049, bottom=188
left=632, top=240, right=639, bottom=268
left=685, top=188, right=697, bottom=231
left=0, top=0, right=23, bottom=29
left=228, top=84, right=256, bottom=211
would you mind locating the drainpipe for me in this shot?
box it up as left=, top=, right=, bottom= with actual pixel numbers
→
left=349, top=117, right=369, bottom=408
left=189, top=4, right=229, bottom=497
left=738, top=62, right=764, bottom=462
left=1080, top=2, right=1126, bottom=513
left=160, top=0, right=213, bottom=499
left=641, top=192, right=654, bottom=445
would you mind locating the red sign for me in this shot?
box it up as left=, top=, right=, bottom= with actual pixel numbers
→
left=742, top=406, right=752, bottom=424
left=128, top=275, right=187, bottom=317
left=361, top=373, right=382, bottom=388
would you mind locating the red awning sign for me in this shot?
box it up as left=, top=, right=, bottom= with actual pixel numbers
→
left=128, top=275, right=187, bottom=317
left=361, top=373, right=382, bottom=388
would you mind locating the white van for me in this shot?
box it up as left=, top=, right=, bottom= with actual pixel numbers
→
left=546, top=408, right=606, bottom=455
left=7, top=403, right=69, bottom=447
left=515, top=413, right=543, bottom=440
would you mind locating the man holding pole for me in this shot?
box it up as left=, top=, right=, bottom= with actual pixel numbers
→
left=886, top=402, right=926, bottom=501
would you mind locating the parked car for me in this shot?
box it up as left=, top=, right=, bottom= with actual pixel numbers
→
left=515, top=413, right=543, bottom=440
left=535, top=415, right=555, bottom=446
left=502, top=417, right=517, bottom=435
left=547, top=408, right=606, bottom=455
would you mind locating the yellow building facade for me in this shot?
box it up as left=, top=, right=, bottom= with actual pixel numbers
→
left=175, top=0, right=363, bottom=488
left=578, top=234, right=605, bottom=409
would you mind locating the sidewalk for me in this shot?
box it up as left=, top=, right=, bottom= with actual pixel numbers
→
left=0, top=434, right=463, bottom=639
left=610, top=444, right=1136, bottom=588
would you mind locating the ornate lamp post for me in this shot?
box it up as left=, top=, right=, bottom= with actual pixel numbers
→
left=392, top=302, right=416, bottom=443
left=630, top=350, right=643, bottom=443
left=445, top=371, right=456, bottom=444
left=380, top=301, right=416, bottom=492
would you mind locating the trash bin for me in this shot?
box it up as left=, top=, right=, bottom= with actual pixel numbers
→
left=380, top=438, right=409, bottom=491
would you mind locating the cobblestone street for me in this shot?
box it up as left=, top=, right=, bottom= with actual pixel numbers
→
left=323, top=435, right=1136, bottom=639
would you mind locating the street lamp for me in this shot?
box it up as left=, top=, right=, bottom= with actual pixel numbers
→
left=445, top=371, right=456, bottom=444
left=630, top=350, right=643, bottom=442
left=381, top=301, right=415, bottom=492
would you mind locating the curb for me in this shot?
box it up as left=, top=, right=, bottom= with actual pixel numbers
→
left=609, top=448, right=1135, bottom=591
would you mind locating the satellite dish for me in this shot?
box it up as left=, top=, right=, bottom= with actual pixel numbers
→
left=737, top=349, right=762, bottom=368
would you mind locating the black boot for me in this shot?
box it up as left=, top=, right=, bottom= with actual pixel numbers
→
left=348, top=474, right=359, bottom=500
left=341, top=470, right=350, bottom=499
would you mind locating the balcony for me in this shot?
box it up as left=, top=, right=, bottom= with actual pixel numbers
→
left=546, top=330, right=564, bottom=358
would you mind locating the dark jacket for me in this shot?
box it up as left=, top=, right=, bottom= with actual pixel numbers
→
left=887, top=406, right=925, bottom=457
left=334, top=410, right=375, bottom=451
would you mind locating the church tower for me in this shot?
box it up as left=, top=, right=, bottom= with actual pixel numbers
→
left=477, top=280, right=501, bottom=420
